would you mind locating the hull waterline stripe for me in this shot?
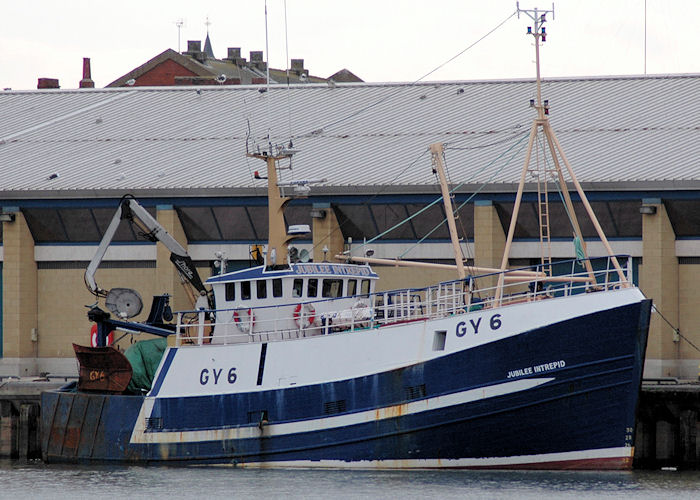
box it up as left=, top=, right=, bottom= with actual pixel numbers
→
left=226, top=446, right=633, bottom=470
left=130, top=377, right=553, bottom=444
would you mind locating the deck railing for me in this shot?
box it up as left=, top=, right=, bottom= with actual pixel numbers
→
left=174, top=255, right=634, bottom=346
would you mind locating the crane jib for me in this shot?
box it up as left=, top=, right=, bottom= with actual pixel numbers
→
left=169, top=253, right=206, bottom=294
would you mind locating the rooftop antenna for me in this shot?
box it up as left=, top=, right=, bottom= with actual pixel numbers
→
left=496, top=3, right=627, bottom=305
left=264, top=0, right=272, bottom=155
left=175, top=19, right=185, bottom=53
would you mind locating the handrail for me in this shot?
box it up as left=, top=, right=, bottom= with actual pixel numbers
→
left=174, top=255, right=634, bottom=347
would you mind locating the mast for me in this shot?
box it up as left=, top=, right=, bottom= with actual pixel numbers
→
left=248, top=151, right=293, bottom=267
left=497, top=4, right=627, bottom=303
left=430, top=143, right=466, bottom=280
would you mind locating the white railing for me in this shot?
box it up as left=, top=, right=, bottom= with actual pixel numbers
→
left=174, top=255, right=634, bottom=347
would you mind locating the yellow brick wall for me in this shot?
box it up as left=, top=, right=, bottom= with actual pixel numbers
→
left=373, top=266, right=458, bottom=292
left=640, top=203, right=679, bottom=368
left=678, top=264, right=700, bottom=360
left=312, top=208, right=344, bottom=263
left=2, top=212, right=37, bottom=358
left=156, top=209, right=193, bottom=312
left=474, top=203, right=506, bottom=291
left=37, top=266, right=157, bottom=357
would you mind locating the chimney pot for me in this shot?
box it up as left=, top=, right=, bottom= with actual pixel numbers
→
left=37, top=78, right=60, bottom=89
left=187, top=40, right=202, bottom=53
left=250, top=51, right=263, bottom=62
left=291, top=59, right=304, bottom=71
left=227, top=47, right=241, bottom=60
left=79, top=57, right=95, bottom=88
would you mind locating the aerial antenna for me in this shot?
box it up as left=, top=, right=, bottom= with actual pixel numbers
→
left=284, top=0, right=293, bottom=143
left=174, top=19, right=185, bottom=53
left=264, top=0, right=272, bottom=154
left=516, top=2, right=554, bottom=112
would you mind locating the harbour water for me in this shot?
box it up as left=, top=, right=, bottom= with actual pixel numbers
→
left=1, top=460, right=699, bottom=499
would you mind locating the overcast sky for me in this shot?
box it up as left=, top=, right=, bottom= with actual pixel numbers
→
left=2, top=0, right=699, bottom=90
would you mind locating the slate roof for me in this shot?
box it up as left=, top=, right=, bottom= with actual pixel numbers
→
left=1, top=74, right=700, bottom=200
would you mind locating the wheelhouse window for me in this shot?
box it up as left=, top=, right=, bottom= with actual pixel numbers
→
left=347, top=279, right=357, bottom=297
left=308, top=278, right=318, bottom=298
left=241, top=281, right=251, bottom=300
left=225, top=283, right=235, bottom=302
left=360, top=279, right=371, bottom=296
left=293, top=278, right=303, bottom=297
left=322, top=279, right=343, bottom=298
left=257, top=280, right=267, bottom=299
left=272, top=278, right=282, bottom=297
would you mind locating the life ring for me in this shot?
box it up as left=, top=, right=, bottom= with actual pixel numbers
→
left=90, top=324, right=114, bottom=347
left=233, top=308, right=256, bottom=332
left=294, top=303, right=316, bottom=329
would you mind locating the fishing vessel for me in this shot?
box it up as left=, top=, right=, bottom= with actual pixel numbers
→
left=41, top=7, right=650, bottom=469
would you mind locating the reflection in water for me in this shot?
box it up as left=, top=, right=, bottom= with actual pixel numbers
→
left=1, top=461, right=699, bottom=499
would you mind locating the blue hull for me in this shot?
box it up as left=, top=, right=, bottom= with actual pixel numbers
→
left=42, top=299, right=651, bottom=468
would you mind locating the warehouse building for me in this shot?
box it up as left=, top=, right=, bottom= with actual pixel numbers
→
left=1, top=74, right=699, bottom=378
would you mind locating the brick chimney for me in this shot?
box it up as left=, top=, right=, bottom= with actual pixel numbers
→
left=37, top=78, right=60, bottom=89
left=184, top=40, right=207, bottom=62
left=249, top=51, right=266, bottom=71
left=290, top=59, right=309, bottom=78
left=225, top=47, right=246, bottom=66
left=79, top=57, right=95, bottom=88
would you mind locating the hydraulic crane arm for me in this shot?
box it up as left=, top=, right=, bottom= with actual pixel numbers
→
left=84, top=196, right=207, bottom=299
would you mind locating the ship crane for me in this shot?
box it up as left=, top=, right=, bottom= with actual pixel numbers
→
left=84, top=195, right=212, bottom=322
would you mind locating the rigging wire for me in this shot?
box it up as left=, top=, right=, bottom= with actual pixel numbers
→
left=309, top=147, right=431, bottom=255
left=344, top=130, right=529, bottom=256
left=397, top=131, right=530, bottom=259
left=652, top=304, right=700, bottom=355
left=302, top=9, right=518, bottom=137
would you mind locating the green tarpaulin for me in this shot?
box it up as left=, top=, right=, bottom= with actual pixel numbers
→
left=124, top=338, right=167, bottom=394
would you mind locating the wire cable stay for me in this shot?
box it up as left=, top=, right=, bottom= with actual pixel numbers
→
left=397, top=130, right=530, bottom=259
left=301, top=9, right=518, bottom=137
left=652, top=304, right=700, bottom=355
left=336, top=129, right=529, bottom=258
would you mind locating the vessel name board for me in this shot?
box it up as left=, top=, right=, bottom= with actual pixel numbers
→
left=294, top=264, right=372, bottom=276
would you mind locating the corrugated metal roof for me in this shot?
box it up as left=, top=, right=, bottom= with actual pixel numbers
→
left=2, top=74, right=700, bottom=198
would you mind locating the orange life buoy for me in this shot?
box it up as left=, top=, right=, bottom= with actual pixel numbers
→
left=90, top=324, right=114, bottom=347
left=293, top=303, right=316, bottom=329
left=233, top=308, right=256, bottom=332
